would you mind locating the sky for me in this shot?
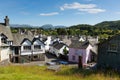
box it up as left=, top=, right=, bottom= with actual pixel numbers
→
left=0, top=0, right=120, bottom=27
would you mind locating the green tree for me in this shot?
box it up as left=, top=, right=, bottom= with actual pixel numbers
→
left=57, top=28, right=68, bottom=35
left=63, top=47, right=68, bottom=56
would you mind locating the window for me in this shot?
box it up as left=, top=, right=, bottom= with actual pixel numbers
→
left=72, top=55, right=75, bottom=60
left=1, top=38, right=7, bottom=43
left=23, top=46, right=31, bottom=50
left=34, top=45, right=41, bottom=50
left=7, top=41, right=13, bottom=45
left=34, top=55, right=38, bottom=58
left=108, top=44, right=117, bottom=52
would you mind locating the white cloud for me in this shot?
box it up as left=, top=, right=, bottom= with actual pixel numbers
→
left=60, top=2, right=96, bottom=11
left=40, top=12, right=59, bottom=16
left=79, top=8, right=106, bottom=13
left=60, top=2, right=106, bottom=14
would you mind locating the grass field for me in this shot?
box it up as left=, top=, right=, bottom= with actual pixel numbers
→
left=0, top=65, right=119, bottom=80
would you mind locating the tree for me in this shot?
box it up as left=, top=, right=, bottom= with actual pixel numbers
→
left=63, top=47, right=68, bottom=56
left=57, top=28, right=68, bottom=35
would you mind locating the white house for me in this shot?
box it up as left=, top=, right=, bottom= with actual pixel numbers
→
left=0, top=16, right=13, bottom=62
left=11, top=33, right=45, bottom=63
left=79, top=36, right=86, bottom=42
left=43, top=36, right=51, bottom=51
left=49, top=41, right=69, bottom=57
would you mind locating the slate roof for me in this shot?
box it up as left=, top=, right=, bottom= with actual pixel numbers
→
left=54, top=43, right=65, bottom=50
left=69, top=40, right=90, bottom=49
left=20, top=38, right=32, bottom=45
left=52, top=41, right=66, bottom=50
left=0, top=24, right=13, bottom=41
left=32, top=37, right=45, bottom=45
left=12, top=32, right=45, bottom=46
left=52, top=41, right=59, bottom=46
left=12, top=32, right=33, bottom=46
left=42, top=38, right=47, bottom=42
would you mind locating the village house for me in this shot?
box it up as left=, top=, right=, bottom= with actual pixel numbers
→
left=49, top=41, right=69, bottom=57
left=68, top=40, right=97, bottom=68
left=97, top=34, right=120, bottom=69
left=0, top=16, right=13, bottom=62
left=41, top=36, right=52, bottom=51
left=11, top=32, right=45, bottom=63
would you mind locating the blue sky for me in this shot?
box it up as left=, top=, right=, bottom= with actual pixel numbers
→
left=0, top=0, right=120, bottom=26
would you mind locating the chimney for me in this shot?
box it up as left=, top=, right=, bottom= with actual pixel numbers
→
left=4, top=16, right=9, bottom=26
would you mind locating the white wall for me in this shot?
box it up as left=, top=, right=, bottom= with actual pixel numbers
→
left=21, top=39, right=45, bottom=56
left=85, top=44, right=93, bottom=63
left=21, top=40, right=32, bottom=51
left=44, top=36, right=51, bottom=51
left=0, top=47, right=10, bottom=61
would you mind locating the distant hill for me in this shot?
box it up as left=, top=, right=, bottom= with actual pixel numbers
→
left=69, top=24, right=93, bottom=29
left=40, top=24, right=66, bottom=29
left=10, top=20, right=120, bottom=30
left=54, top=25, right=66, bottom=28
left=40, top=24, right=54, bottom=29
left=10, top=24, right=66, bottom=29
left=68, top=20, right=120, bottom=30
left=95, top=20, right=120, bottom=29
left=10, top=24, right=34, bottom=28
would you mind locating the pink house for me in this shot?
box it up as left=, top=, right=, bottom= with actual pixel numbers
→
left=68, top=40, right=94, bottom=68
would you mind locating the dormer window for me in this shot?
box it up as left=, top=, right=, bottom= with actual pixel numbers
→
left=7, top=41, right=13, bottom=45
left=34, top=45, right=41, bottom=50
left=1, top=38, right=7, bottom=43
left=23, top=46, right=31, bottom=50
left=0, top=33, right=8, bottom=44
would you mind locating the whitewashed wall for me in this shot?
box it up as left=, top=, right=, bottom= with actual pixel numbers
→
left=0, top=47, right=10, bottom=61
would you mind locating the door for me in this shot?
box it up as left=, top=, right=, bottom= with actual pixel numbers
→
left=15, top=47, right=19, bottom=55
left=15, top=57, right=19, bottom=63
left=78, top=56, right=82, bottom=68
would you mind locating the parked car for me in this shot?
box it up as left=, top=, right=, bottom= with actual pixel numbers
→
left=46, top=62, right=56, bottom=66
left=58, top=61, right=68, bottom=65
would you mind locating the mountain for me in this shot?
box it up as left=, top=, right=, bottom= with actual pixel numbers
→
left=68, top=20, right=120, bottom=30
left=40, top=24, right=66, bottom=29
left=10, top=24, right=66, bottom=29
left=69, top=24, right=93, bottom=29
left=10, top=24, right=34, bottom=28
left=95, top=20, right=120, bottom=29
left=54, top=25, right=66, bottom=28
left=10, top=20, right=120, bottom=30
left=40, top=24, right=54, bottom=29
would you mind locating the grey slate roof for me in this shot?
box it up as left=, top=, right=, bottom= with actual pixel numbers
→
left=52, top=41, right=66, bottom=50
left=12, top=32, right=45, bottom=46
left=54, top=43, right=65, bottom=50
left=69, top=40, right=90, bottom=49
left=12, top=32, right=33, bottom=46
left=0, top=24, right=13, bottom=41
left=42, top=38, right=47, bottom=42
left=32, top=37, right=45, bottom=45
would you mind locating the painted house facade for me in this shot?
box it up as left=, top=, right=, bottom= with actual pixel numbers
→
left=0, top=16, right=13, bottom=62
left=69, top=40, right=97, bottom=68
left=42, top=36, right=51, bottom=51
left=49, top=41, right=69, bottom=57
left=97, top=34, right=120, bottom=69
left=11, top=33, right=45, bottom=63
